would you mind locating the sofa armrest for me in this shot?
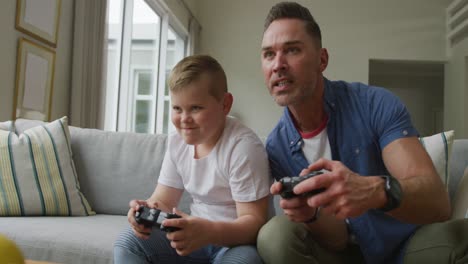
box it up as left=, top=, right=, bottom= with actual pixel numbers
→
left=451, top=167, right=468, bottom=220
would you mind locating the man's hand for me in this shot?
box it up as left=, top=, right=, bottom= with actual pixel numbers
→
left=294, top=158, right=387, bottom=219
left=271, top=181, right=319, bottom=222
left=164, top=208, right=211, bottom=256
left=272, top=177, right=350, bottom=251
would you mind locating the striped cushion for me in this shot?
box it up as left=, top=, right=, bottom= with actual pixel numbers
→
left=0, top=117, right=94, bottom=216
left=419, top=130, right=455, bottom=187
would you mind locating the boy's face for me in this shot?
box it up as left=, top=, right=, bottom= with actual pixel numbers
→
left=170, top=74, right=229, bottom=148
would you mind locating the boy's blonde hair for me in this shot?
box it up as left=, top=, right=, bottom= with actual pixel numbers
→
left=168, top=55, right=228, bottom=100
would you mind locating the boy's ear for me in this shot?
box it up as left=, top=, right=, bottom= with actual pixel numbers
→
left=223, top=92, right=234, bottom=115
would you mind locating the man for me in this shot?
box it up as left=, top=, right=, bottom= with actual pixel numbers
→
left=256, top=2, right=467, bottom=264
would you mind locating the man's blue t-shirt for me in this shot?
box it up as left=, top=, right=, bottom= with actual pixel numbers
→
left=266, top=78, right=419, bottom=264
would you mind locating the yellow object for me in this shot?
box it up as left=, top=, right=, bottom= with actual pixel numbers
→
left=0, top=234, right=24, bottom=264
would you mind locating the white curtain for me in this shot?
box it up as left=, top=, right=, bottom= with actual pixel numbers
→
left=70, top=0, right=107, bottom=129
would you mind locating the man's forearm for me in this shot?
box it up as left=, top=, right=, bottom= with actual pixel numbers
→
left=388, top=174, right=450, bottom=224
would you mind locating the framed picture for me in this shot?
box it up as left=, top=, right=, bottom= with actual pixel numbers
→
left=15, top=0, right=62, bottom=47
left=13, top=38, right=56, bottom=121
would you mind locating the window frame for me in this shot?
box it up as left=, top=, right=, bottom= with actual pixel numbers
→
left=107, top=0, right=189, bottom=134
left=131, top=67, right=154, bottom=133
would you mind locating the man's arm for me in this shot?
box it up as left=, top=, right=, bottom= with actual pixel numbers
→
left=294, top=137, right=451, bottom=225
left=381, top=136, right=451, bottom=223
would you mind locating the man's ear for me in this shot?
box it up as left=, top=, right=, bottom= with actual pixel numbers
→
left=319, top=48, right=329, bottom=73
left=223, top=92, right=234, bottom=115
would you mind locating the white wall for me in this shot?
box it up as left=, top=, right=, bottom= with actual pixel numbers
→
left=0, top=1, right=19, bottom=121
left=0, top=0, right=75, bottom=122
left=371, top=73, right=444, bottom=137
left=195, top=0, right=450, bottom=138
left=445, top=37, right=468, bottom=138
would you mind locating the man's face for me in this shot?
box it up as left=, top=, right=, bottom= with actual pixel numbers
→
left=261, top=18, right=327, bottom=107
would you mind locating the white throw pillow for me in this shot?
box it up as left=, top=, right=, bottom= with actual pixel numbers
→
left=0, top=117, right=94, bottom=216
left=419, top=130, right=455, bottom=187
left=0, top=120, right=13, bottom=132
left=451, top=167, right=468, bottom=219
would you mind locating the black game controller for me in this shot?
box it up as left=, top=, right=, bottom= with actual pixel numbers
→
left=279, top=171, right=325, bottom=199
left=135, top=206, right=181, bottom=232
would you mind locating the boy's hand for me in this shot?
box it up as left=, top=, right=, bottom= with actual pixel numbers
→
left=127, top=199, right=158, bottom=239
left=164, top=208, right=211, bottom=256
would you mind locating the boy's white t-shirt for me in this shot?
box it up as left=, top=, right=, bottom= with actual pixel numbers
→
left=158, top=117, right=271, bottom=221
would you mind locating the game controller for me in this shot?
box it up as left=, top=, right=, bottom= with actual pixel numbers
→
left=279, top=171, right=325, bottom=199
left=135, top=206, right=181, bottom=232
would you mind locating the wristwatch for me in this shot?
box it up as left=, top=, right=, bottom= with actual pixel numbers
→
left=379, top=175, right=403, bottom=212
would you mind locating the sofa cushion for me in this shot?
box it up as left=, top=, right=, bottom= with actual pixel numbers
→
left=0, top=214, right=127, bottom=264
left=0, top=117, right=94, bottom=216
left=419, top=130, right=454, bottom=187
left=69, top=127, right=168, bottom=215
left=449, top=139, right=468, bottom=201
left=452, top=167, right=468, bottom=219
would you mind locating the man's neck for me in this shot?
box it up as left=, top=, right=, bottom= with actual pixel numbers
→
left=288, top=86, right=325, bottom=133
left=289, top=105, right=325, bottom=133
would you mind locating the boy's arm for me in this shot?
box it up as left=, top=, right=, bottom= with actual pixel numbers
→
left=209, top=196, right=270, bottom=245
left=165, top=196, right=269, bottom=256
left=147, top=183, right=184, bottom=212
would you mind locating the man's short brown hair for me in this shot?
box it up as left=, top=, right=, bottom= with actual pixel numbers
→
left=264, top=2, right=322, bottom=47
left=168, top=55, right=227, bottom=100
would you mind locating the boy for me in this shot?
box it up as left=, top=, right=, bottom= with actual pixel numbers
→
left=114, top=55, right=271, bottom=264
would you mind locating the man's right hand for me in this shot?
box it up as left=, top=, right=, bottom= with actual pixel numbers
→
left=271, top=181, right=318, bottom=223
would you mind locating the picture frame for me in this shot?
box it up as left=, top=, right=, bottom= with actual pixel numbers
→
left=15, top=0, right=62, bottom=48
left=13, top=38, right=56, bottom=121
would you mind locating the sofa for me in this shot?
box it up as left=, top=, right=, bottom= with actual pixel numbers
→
left=0, top=117, right=467, bottom=264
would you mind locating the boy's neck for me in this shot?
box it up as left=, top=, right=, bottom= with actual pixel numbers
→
left=193, top=120, right=226, bottom=159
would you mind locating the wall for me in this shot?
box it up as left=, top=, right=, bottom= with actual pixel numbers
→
left=445, top=37, right=468, bottom=138
left=370, top=68, right=444, bottom=137
left=0, top=0, right=75, bottom=122
left=195, top=0, right=450, bottom=138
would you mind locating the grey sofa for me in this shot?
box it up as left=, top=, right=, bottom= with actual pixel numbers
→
left=0, top=120, right=170, bottom=264
left=0, top=120, right=467, bottom=264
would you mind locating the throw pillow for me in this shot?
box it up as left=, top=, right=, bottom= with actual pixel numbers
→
left=451, top=167, right=468, bottom=219
left=419, top=130, right=455, bottom=187
left=0, top=121, right=13, bottom=132
left=0, top=117, right=94, bottom=216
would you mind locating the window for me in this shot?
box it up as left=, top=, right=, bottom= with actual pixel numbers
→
left=105, top=0, right=189, bottom=134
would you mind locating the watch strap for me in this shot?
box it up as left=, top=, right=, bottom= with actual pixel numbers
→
left=379, top=175, right=402, bottom=212
left=304, top=207, right=320, bottom=223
